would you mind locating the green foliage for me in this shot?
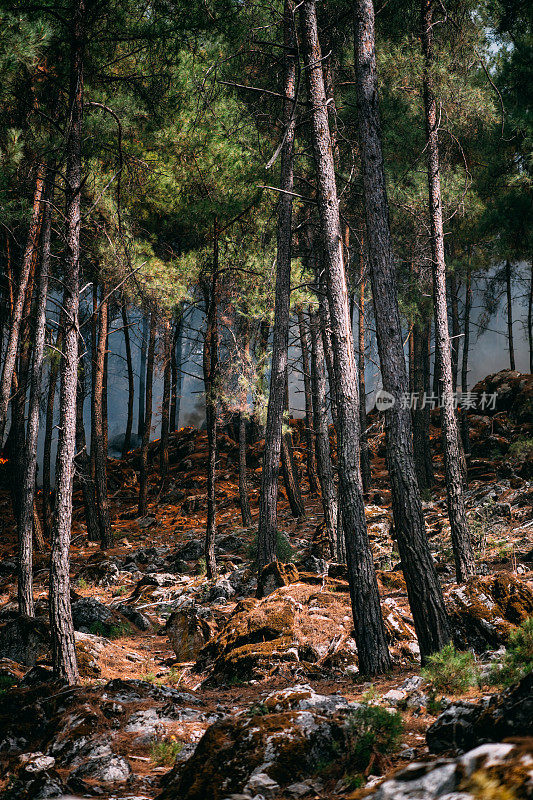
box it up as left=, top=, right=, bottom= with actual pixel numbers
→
left=150, top=737, right=183, bottom=766
left=345, top=705, right=403, bottom=772
left=246, top=703, right=269, bottom=717
left=88, top=621, right=132, bottom=640
left=507, top=438, right=533, bottom=459
left=489, top=617, right=533, bottom=686
left=422, top=643, right=479, bottom=693
left=247, top=531, right=293, bottom=565
left=0, top=674, right=17, bottom=695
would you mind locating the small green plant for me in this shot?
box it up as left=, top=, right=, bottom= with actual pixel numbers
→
left=489, top=617, right=533, bottom=687
left=247, top=530, right=293, bottom=564
left=422, top=643, right=479, bottom=694
left=196, top=557, right=206, bottom=576
left=507, top=437, right=533, bottom=459
left=0, top=674, right=17, bottom=695
left=88, top=621, right=132, bottom=639
left=113, top=585, right=129, bottom=597
left=427, top=691, right=445, bottom=716
left=361, top=684, right=380, bottom=704
left=345, top=705, right=403, bottom=773
left=246, top=702, right=269, bottom=717
left=76, top=577, right=89, bottom=590
left=150, top=737, right=183, bottom=766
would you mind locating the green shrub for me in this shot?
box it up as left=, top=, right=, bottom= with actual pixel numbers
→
left=422, top=643, right=478, bottom=694
left=88, top=621, right=132, bottom=639
left=490, top=617, right=533, bottom=686
left=345, top=705, right=403, bottom=773
left=150, top=737, right=183, bottom=766
left=247, top=530, right=293, bottom=564
left=507, top=437, right=533, bottom=459
left=0, top=674, right=17, bottom=695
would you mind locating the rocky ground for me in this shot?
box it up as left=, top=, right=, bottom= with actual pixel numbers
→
left=0, top=368, right=531, bottom=800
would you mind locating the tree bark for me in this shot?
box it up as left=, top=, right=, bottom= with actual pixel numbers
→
left=0, top=162, right=47, bottom=442
left=18, top=172, right=53, bottom=616
left=309, top=308, right=338, bottom=557
left=257, top=0, right=297, bottom=572
left=50, top=0, right=86, bottom=685
left=358, top=255, right=372, bottom=492
left=528, top=261, right=533, bottom=374
left=297, top=310, right=320, bottom=495
left=412, top=322, right=434, bottom=491
left=138, top=313, right=148, bottom=437
left=92, top=286, right=112, bottom=549
left=460, top=264, right=472, bottom=453
left=160, top=318, right=171, bottom=477
left=355, top=0, right=451, bottom=659
left=75, top=359, right=100, bottom=543
left=203, top=222, right=219, bottom=580
left=138, top=312, right=155, bottom=517
left=42, top=321, right=63, bottom=538
left=302, top=0, right=391, bottom=675
left=121, top=304, right=134, bottom=457
left=252, top=319, right=270, bottom=441
left=449, top=272, right=460, bottom=391
left=505, top=260, right=515, bottom=370
left=170, top=314, right=182, bottom=432
left=421, top=0, right=475, bottom=582
left=238, top=411, right=252, bottom=527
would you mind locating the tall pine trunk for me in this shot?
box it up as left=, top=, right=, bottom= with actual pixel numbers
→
left=42, top=321, right=63, bottom=538
left=138, top=312, right=155, bottom=517
left=358, top=255, right=371, bottom=492
left=421, top=0, right=475, bottom=582
left=92, top=286, right=112, bottom=548
left=460, top=264, right=472, bottom=452
left=0, top=162, right=47, bottom=442
left=301, top=0, right=391, bottom=675
left=160, top=318, right=171, bottom=477
left=18, top=173, right=53, bottom=615
left=238, top=411, right=252, bottom=527
left=355, top=0, right=451, bottom=658
left=121, top=304, right=134, bottom=457
left=203, top=222, right=219, bottom=580
left=257, top=0, right=297, bottom=571
left=75, top=360, right=100, bottom=543
left=138, top=313, right=148, bottom=437
left=449, top=273, right=460, bottom=391
left=505, top=260, right=515, bottom=370
left=309, top=308, right=338, bottom=557
left=49, top=0, right=86, bottom=685
left=297, top=310, right=320, bottom=495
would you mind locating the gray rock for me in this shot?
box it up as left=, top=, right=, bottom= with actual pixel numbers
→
left=137, top=515, right=157, bottom=529
left=0, top=615, right=50, bottom=665
left=114, top=603, right=151, bottom=631
left=71, top=752, right=131, bottom=783
left=19, top=752, right=56, bottom=774
left=244, top=773, right=280, bottom=797
left=71, top=598, right=114, bottom=634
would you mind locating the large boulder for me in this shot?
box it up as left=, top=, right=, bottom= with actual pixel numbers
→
left=257, top=561, right=299, bottom=598
left=0, top=616, right=50, bottom=666
left=365, top=741, right=533, bottom=800
left=165, top=601, right=216, bottom=662
left=427, top=673, right=533, bottom=754
left=156, top=697, right=357, bottom=800
left=471, top=370, right=533, bottom=423
left=446, top=572, right=533, bottom=652
left=71, top=597, right=129, bottom=637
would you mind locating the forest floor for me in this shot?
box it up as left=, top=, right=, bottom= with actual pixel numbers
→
left=0, top=368, right=531, bottom=800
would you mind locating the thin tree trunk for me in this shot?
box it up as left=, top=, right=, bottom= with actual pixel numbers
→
left=238, top=411, right=252, bottom=527
left=297, top=310, right=320, bottom=495
left=121, top=304, right=134, bottom=457
left=102, top=343, right=108, bottom=457
left=18, top=173, right=53, bottom=616
left=138, top=313, right=148, bottom=437
left=75, top=360, right=100, bottom=543
left=421, top=0, right=475, bottom=582
left=505, top=260, right=515, bottom=370
left=355, top=0, right=451, bottom=659
left=42, top=322, right=63, bottom=538
left=203, top=221, right=219, bottom=580
left=138, top=312, right=155, bottom=517
left=412, top=322, right=434, bottom=491
left=460, top=264, right=472, bottom=453
left=302, top=0, right=391, bottom=675
left=92, top=286, right=112, bottom=549
left=449, top=272, right=460, bottom=391
left=50, top=0, right=86, bottom=685
left=160, top=318, right=171, bottom=477
left=309, top=308, right=338, bottom=557
left=170, top=316, right=180, bottom=432
left=257, top=0, right=297, bottom=572
left=281, top=370, right=305, bottom=518
left=358, top=254, right=371, bottom=492
left=252, top=319, right=270, bottom=441
left=528, top=261, right=533, bottom=374
left=0, top=162, right=47, bottom=442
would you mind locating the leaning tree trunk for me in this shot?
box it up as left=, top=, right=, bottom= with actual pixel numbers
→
left=0, top=162, right=46, bottom=442
left=297, top=310, right=320, bottom=495
left=257, top=0, right=297, bottom=572
left=203, top=224, right=220, bottom=580
left=301, top=0, right=391, bottom=675
left=18, top=172, right=53, bottom=616
left=138, top=312, right=155, bottom=517
left=505, top=260, right=515, bottom=370
left=355, top=0, right=451, bottom=659
left=309, top=308, right=338, bottom=557
left=421, top=0, right=475, bottom=582
left=460, top=263, right=472, bottom=453
left=160, top=318, right=171, bottom=477
left=50, top=0, right=87, bottom=685
left=92, top=286, right=112, bottom=549
left=121, top=304, right=134, bottom=457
